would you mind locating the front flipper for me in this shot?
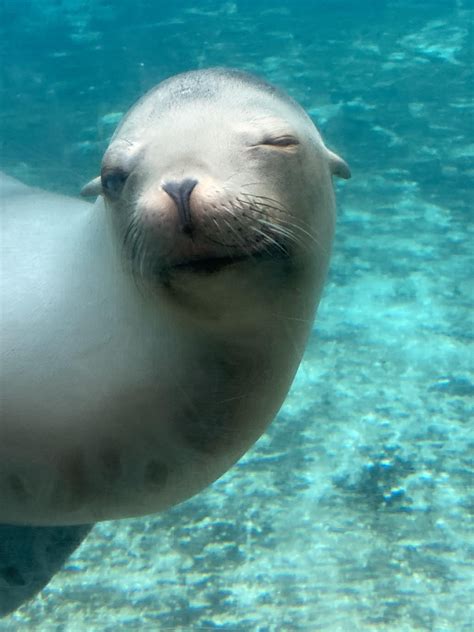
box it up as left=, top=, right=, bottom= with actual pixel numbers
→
left=0, top=523, right=92, bottom=617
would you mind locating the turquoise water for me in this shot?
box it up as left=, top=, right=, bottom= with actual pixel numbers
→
left=1, top=0, right=473, bottom=629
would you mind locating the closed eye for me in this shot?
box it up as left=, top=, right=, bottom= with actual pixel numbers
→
left=256, top=135, right=300, bottom=149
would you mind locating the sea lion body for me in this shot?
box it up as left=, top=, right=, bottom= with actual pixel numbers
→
left=0, top=69, right=349, bottom=529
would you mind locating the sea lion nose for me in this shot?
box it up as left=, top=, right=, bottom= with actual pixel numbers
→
left=162, top=178, right=198, bottom=235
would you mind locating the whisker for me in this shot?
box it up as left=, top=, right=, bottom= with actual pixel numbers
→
left=249, top=224, right=291, bottom=256
left=245, top=205, right=322, bottom=252
left=234, top=194, right=322, bottom=255
left=203, top=204, right=250, bottom=249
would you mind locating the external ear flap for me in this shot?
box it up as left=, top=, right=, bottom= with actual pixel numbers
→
left=80, top=176, right=102, bottom=197
left=327, top=149, right=351, bottom=179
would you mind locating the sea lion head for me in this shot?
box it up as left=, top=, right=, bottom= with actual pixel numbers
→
left=82, top=68, right=350, bottom=323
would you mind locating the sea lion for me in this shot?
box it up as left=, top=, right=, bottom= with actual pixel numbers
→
left=0, top=68, right=349, bottom=614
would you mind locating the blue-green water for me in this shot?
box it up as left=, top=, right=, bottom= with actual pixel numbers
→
left=0, top=0, right=472, bottom=630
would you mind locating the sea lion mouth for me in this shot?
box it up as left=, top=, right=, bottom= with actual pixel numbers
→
left=168, top=242, right=292, bottom=275
left=169, top=253, right=253, bottom=274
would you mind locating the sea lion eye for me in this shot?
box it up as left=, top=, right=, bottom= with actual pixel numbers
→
left=259, top=136, right=300, bottom=149
left=101, top=168, right=128, bottom=198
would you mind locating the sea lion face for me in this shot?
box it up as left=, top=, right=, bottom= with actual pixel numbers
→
left=81, top=69, right=350, bottom=328
left=83, top=71, right=348, bottom=300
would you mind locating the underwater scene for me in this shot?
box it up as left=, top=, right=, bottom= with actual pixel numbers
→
left=0, top=0, right=472, bottom=630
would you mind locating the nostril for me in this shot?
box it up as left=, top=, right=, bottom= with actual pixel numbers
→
left=162, top=178, right=198, bottom=234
